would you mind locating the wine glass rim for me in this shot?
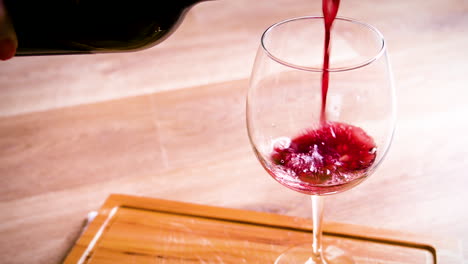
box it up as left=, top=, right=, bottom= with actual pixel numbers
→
left=261, top=16, right=387, bottom=72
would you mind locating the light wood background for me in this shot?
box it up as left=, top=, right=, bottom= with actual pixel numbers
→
left=1, top=0, right=467, bottom=263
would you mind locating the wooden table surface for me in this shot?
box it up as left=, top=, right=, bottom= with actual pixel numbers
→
left=1, top=0, right=467, bottom=263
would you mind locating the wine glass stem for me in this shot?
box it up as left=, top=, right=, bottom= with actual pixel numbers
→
left=311, top=195, right=325, bottom=259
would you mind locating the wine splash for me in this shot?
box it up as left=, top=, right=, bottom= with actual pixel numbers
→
left=270, top=121, right=377, bottom=194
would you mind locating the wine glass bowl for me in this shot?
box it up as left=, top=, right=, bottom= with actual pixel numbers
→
left=247, top=16, right=395, bottom=196
left=246, top=16, right=395, bottom=263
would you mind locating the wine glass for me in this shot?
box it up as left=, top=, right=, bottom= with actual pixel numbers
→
left=246, top=16, right=395, bottom=264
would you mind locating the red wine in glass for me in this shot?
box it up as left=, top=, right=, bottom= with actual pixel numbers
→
left=269, top=121, right=377, bottom=195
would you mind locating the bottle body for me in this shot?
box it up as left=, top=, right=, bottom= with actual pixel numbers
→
left=4, top=0, right=202, bottom=55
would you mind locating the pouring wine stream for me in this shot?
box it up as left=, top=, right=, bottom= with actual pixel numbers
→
left=320, top=0, right=340, bottom=123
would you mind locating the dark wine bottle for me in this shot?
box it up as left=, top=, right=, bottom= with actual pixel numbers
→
left=3, top=0, right=209, bottom=56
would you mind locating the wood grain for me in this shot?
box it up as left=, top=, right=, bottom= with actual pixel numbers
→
left=1, top=0, right=468, bottom=263
left=63, top=194, right=461, bottom=263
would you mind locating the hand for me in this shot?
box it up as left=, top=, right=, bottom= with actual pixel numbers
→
left=0, top=0, right=17, bottom=61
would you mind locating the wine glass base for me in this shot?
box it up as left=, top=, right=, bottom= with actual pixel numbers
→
left=275, top=243, right=355, bottom=264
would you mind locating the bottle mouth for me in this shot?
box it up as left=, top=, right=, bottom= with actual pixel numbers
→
left=261, top=16, right=386, bottom=72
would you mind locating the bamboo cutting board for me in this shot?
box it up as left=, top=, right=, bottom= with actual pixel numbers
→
left=63, top=194, right=460, bottom=264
